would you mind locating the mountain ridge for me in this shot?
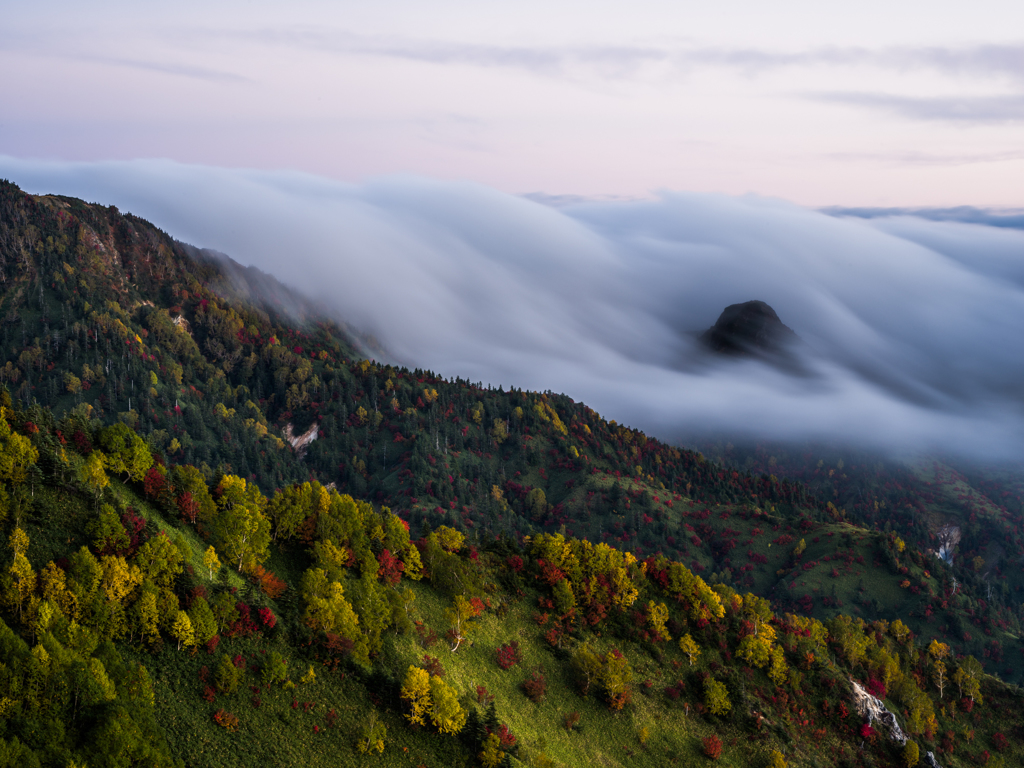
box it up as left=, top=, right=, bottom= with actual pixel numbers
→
left=0, top=178, right=1022, bottom=767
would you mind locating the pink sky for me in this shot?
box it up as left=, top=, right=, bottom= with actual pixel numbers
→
left=3, top=0, right=1024, bottom=206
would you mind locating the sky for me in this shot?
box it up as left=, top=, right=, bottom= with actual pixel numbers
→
left=4, top=0, right=1024, bottom=206
left=4, top=3, right=1024, bottom=460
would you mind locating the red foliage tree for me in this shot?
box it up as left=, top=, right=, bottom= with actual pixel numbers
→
left=377, top=549, right=404, bottom=586
left=702, top=735, right=722, bottom=760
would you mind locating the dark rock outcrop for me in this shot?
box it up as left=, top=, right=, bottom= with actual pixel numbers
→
left=700, top=300, right=798, bottom=357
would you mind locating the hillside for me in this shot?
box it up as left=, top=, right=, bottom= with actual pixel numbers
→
left=0, top=393, right=1021, bottom=768
left=1, top=178, right=1024, bottom=765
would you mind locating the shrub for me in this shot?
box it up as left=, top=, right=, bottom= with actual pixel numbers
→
left=422, top=655, right=445, bottom=677
left=523, top=668, right=547, bottom=703
left=564, top=711, right=581, bottom=731
left=702, top=734, right=722, bottom=760
left=496, top=641, right=521, bottom=670
left=213, top=709, right=239, bottom=732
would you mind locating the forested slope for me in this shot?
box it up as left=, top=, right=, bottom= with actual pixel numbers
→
left=1, top=178, right=1023, bottom=766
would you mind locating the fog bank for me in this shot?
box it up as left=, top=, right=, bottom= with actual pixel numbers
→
left=4, top=157, right=1024, bottom=460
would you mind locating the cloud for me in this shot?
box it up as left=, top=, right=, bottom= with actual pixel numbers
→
left=823, top=206, right=1024, bottom=231
left=190, top=28, right=1024, bottom=84
left=5, top=156, right=1024, bottom=461
left=812, top=91, right=1024, bottom=123
left=824, top=149, right=1024, bottom=168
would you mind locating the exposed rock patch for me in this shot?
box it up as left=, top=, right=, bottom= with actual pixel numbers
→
left=933, top=524, right=960, bottom=566
left=850, top=679, right=907, bottom=745
left=284, top=422, right=319, bottom=457
left=172, top=314, right=192, bottom=337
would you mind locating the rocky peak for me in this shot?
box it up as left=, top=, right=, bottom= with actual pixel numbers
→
left=700, top=300, right=798, bottom=357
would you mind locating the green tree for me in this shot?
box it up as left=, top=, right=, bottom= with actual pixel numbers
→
left=188, top=596, right=218, bottom=646
left=215, top=653, right=240, bottom=694
left=211, top=475, right=270, bottom=573
left=429, top=675, right=466, bottom=734
left=356, top=711, right=387, bottom=755
left=98, top=423, right=153, bottom=482
left=87, top=504, right=129, bottom=554
left=79, top=451, right=109, bottom=502
left=445, top=594, right=480, bottom=652
left=261, top=651, right=288, bottom=685
left=355, top=563, right=391, bottom=656
left=132, top=588, right=160, bottom=647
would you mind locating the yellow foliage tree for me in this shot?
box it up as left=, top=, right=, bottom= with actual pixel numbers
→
left=171, top=610, right=194, bottom=651
left=704, top=677, right=731, bottom=716
left=400, top=666, right=431, bottom=726
left=646, top=601, right=671, bottom=642
left=679, top=634, right=701, bottom=666
left=203, top=546, right=221, bottom=581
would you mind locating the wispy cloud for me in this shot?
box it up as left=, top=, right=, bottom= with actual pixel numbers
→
left=825, top=149, right=1024, bottom=167
left=185, top=27, right=1024, bottom=84
left=81, top=54, right=250, bottom=83
left=812, top=91, right=1024, bottom=123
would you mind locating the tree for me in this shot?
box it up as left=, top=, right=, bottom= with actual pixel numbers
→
left=203, top=546, right=221, bottom=581
left=87, top=505, right=129, bottom=554
left=261, top=651, right=287, bottom=685
left=400, top=666, right=431, bottom=726
left=679, top=634, right=701, bottom=666
left=211, top=475, right=270, bottom=573
left=702, top=734, right=722, bottom=760
left=79, top=451, right=109, bottom=502
left=954, top=655, right=983, bottom=704
left=215, top=653, right=240, bottom=694
left=132, top=589, right=160, bottom=647
left=932, top=659, right=947, bottom=699
left=737, top=634, right=773, bottom=669
left=479, top=733, right=505, bottom=768
left=704, top=677, right=731, bottom=716
left=902, top=740, right=919, bottom=767
left=768, top=645, right=788, bottom=686
left=99, top=555, right=141, bottom=609
left=188, top=597, right=218, bottom=646
left=600, top=649, right=633, bottom=711
left=0, top=414, right=38, bottom=485
left=356, top=564, right=391, bottom=656
left=429, top=675, right=466, bottom=734
left=445, top=595, right=480, bottom=652
left=98, top=423, right=153, bottom=482
left=171, top=610, right=194, bottom=651
left=646, top=601, right=671, bottom=642
left=300, top=567, right=367, bottom=664
left=7, top=542, right=35, bottom=623
left=357, top=711, right=387, bottom=755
